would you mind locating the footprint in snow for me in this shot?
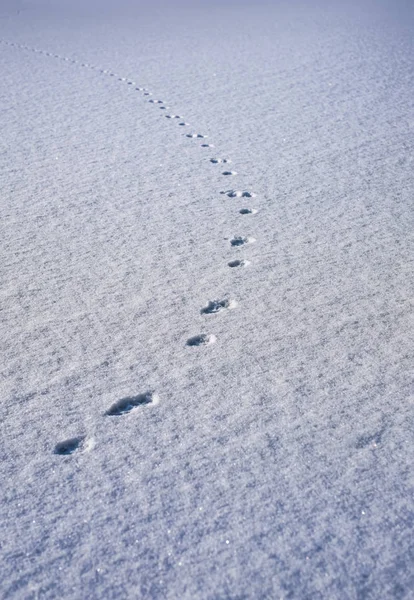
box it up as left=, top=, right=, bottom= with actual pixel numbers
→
left=210, top=158, right=231, bottom=164
left=187, top=133, right=208, bottom=139
left=149, top=99, right=164, bottom=104
left=106, top=392, right=159, bottom=416
left=186, top=334, right=216, bottom=347
left=222, top=190, right=256, bottom=198
left=54, top=436, right=85, bottom=456
left=228, top=259, right=250, bottom=268
left=239, top=208, right=258, bottom=215
left=201, top=299, right=237, bottom=314
left=222, top=171, right=238, bottom=176
left=201, top=143, right=215, bottom=148
left=230, top=236, right=256, bottom=247
left=165, top=115, right=182, bottom=119
left=178, top=122, right=190, bottom=126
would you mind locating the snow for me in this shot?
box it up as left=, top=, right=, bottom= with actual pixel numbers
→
left=1, top=0, right=414, bottom=597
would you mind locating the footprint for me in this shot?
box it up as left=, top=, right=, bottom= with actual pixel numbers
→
left=228, top=259, right=250, bottom=268
left=54, top=436, right=84, bottom=456
left=210, top=158, right=231, bottom=164
left=106, top=392, right=160, bottom=416
left=239, top=208, right=258, bottom=215
left=149, top=99, right=164, bottom=104
left=230, top=236, right=256, bottom=247
left=201, top=144, right=215, bottom=148
left=201, top=299, right=237, bottom=314
left=222, top=190, right=256, bottom=198
left=144, top=92, right=152, bottom=95
left=178, top=122, right=190, bottom=126
left=186, top=334, right=216, bottom=347
left=159, top=106, right=170, bottom=110
left=222, top=171, right=238, bottom=176
left=187, top=133, right=208, bottom=139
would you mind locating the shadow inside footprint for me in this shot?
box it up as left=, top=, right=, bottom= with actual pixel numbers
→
left=230, top=236, right=255, bottom=246
left=228, top=259, right=249, bottom=268
left=54, top=437, right=84, bottom=456
left=106, top=392, right=159, bottom=416
left=186, top=334, right=216, bottom=347
left=201, top=299, right=236, bottom=314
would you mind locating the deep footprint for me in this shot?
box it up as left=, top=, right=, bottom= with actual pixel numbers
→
left=187, top=133, right=208, bottom=139
left=210, top=158, right=231, bottom=164
left=228, top=259, right=250, bottom=268
left=54, top=436, right=84, bottom=456
left=186, top=334, right=216, bottom=347
left=222, top=171, right=238, bottom=176
left=230, top=236, right=256, bottom=246
left=201, top=299, right=237, bottom=314
left=106, top=392, right=159, bottom=416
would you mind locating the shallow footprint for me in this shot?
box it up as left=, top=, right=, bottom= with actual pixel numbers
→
left=106, top=392, right=159, bottom=416
left=228, top=259, right=250, bottom=268
left=186, top=333, right=216, bottom=347
left=201, top=143, right=215, bottom=148
left=230, top=236, right=256, bottom=247
left=222, top=190, right=256, bottom=198
left=222, top=171, right=238, bottom=176
left=210, top=158, right=231, bottom=164
left=187, top=133, right=208, bottom=139
left=201, top=298, right=237, bottom=314
left=239, top=208, right=258, bottom=215
left=54, top=436, right=85, bottom=456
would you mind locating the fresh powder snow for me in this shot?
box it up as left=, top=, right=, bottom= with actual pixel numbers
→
left=1, top=0, right=414, bottom=598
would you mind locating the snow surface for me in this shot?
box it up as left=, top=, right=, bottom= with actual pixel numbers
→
left=1, top=0, right=414, bottom=597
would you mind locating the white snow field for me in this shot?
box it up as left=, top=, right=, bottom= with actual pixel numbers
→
left=1, top=0, right=414, bottom=597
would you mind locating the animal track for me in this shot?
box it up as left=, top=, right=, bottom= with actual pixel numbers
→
left=228, top=259, right=250, bottom=268
left=3, top=39, right=262, bottom=358
left=201, top=299, right=237, bottom=314
left=230, top=236, right=256, bottom=247
left=210, top=158, right=231, bottom=164
left=106, top=392, right=160, bottom=416
left=186, top=334, right=216, bottom=347
left=54, top=436, right=84, bottom=456
left=222, top=190, right=256, bottom=198
left=239, top=208, right=258, bottom=215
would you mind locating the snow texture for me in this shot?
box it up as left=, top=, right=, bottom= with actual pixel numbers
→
left=1, top=0, right=414, bottom=598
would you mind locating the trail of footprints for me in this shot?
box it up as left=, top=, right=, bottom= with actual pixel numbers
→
left=2, top=38, right=261, bottom=454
